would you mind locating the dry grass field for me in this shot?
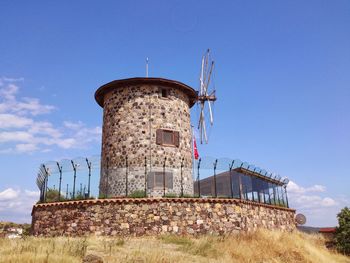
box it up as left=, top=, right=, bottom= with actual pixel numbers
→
left=0, top=230, right=349, bottom=263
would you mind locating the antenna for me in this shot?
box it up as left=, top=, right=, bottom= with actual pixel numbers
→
left=146, top=57, right=149, bottom=77
left=197, top=49, right=217, bottom=144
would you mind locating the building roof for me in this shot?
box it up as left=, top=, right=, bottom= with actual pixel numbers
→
left=95, top=77, right=198, bottom=108
left=319, top=227, right=336, bottom=233
left=233, top=167, right=285, bottom=186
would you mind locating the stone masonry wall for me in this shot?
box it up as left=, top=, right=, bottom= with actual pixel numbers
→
left=31, top=198, right=296, bottom=237
left=100, top=84, right=193, bottom=197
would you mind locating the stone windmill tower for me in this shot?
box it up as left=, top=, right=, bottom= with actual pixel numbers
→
left=95, top=77, right=198, bottom=197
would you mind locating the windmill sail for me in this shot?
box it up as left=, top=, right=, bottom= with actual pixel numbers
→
left=197, top=49, right=217, bottom=144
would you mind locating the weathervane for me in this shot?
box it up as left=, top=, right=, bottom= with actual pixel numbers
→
left=146, top=57, right=149, bottom=77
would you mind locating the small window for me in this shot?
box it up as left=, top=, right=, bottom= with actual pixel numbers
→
left=159, top=87, right=169, bottom=98
left=156, top=129, right=179, bottom=147
left=148, top=172, right=173, bottom=189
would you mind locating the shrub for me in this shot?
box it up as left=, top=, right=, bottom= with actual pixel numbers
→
left=164, top=193, right=178, bottom=198
left=45, top=189, right=66, bottom=202
left=181, top=194, right=198, bottom=198
left=335, top=207, right=350, bottom=255
left=128, top=190, right=146, bottom=198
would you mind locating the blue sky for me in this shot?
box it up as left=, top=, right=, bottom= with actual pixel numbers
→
left=0, top=0, right=349, bottom=226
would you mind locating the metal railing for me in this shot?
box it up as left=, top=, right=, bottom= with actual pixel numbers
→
left=36, top=155, right=289, bottom=208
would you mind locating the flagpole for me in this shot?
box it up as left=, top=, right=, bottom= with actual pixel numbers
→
left=191, top=125, right=195, bottom=180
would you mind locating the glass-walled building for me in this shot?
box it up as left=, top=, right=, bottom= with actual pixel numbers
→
left=194, top=167, right=289, bottom=207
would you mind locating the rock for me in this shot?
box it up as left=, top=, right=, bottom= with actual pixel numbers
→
left=196, top=219, right=203, bottom=225
left=82, top=254, right=103, bottom=263
left=120, top=223, right=129, bottom=229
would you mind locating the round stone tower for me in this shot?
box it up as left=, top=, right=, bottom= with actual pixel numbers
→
left=95, top=77, right=197, bottom=197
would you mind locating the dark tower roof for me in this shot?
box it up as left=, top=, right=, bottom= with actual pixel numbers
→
left=95, top=77, right=198, bottom=108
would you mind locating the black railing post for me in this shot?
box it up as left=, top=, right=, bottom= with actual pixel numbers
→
left=66, top=184, right=69, bottom=199
left=213, top=159, right=218, bottom=198
left=125, top=156, right=128, bottom=197
left=163, top=157, right=167, bottom=197
left=180, top=157, right=184, bottom=197
left=197, top=158, right=201, bottom=197
left=86, top=158, right=92, bottom=198
left=40, top=178, right=45, bottom=203
left=229, top=160, right=235, bottom=198
left=43, top=164, right=49, bottom=202
left=40, top=185, right=43, bottom=202
left=42, top=184, right=45, bottom=202
left=44, top=175, right=48, bottom=202
left=71, top=160, right=77, bottom=199
left=144, top=156, right=147, bottom=196
left=57, top=162, right=62, bottom=201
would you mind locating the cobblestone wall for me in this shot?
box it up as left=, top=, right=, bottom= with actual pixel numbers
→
left=31, top=198, right=296, bottom=237
left=98, top=82, right=195, bottom=197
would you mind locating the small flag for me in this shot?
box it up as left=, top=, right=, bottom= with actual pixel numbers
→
left=193, top=137, right=199, bottom=160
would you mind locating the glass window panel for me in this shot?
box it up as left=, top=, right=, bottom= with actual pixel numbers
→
left=251, top=177, right=259, bottom=202
left=231, top=171, right=241, bottom=199
left=165, top=172, right=173, bottom=189
left=263, top=181, right=270, bottom=204
left=241, top=174, right=252, bottom=201
left=216, top=172, right=231, bottom=197
left=276, top=185, right=283, bottom=206
left=279, top=186, right=286, bottom=207
left=268, top=182, right=275, bottom=205
left=147, top=172, right=173, bottom=189
left=274, top=184, right=279, bottom=206
left=199, top=177, right=212, bottom=196
left=155, top=172, right=163, bottom=187
left=163, top=130, right=174, bottom=145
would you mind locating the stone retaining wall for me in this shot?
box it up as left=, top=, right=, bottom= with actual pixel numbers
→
left=31, top=198, right=296, bottom=237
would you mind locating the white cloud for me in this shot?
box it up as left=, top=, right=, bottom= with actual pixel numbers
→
left=291, top=194, right=338, bottom=209
left=0, top=84, right=18, bottom=101
left=24, top=190, right=40, bottom=198
left=287, top=181, right=326, bottom=194
left=15, top=143, right=38, bottom=153
left=0, top=188, right=39, bottom=223
left=0, top=113, right=33, bottom=128
left=0, top=131, right=33, bottom=143
left=321, top=197, right=337, bottom=207
left=0, top=77, right=101, bottom=154
left=15, top=97, right=55, bottom=116
left=0, top=188, right=19, bottom=201
left=63, top=121, right=84, bottom=130
left=28, top=121, right=61, bottom=138
left=287, top=180, right=344, bottom=226
left=0, top=82, right=55, bottom=116
left=1, top=77, right=24, bottom=82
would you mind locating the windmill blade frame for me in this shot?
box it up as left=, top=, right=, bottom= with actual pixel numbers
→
left=197, top=49, right=217, bottom=144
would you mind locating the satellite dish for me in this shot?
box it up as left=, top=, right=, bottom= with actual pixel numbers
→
left=197, top=49, right=217, bottom=144
left=295, top=213, right=307, bottom=225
